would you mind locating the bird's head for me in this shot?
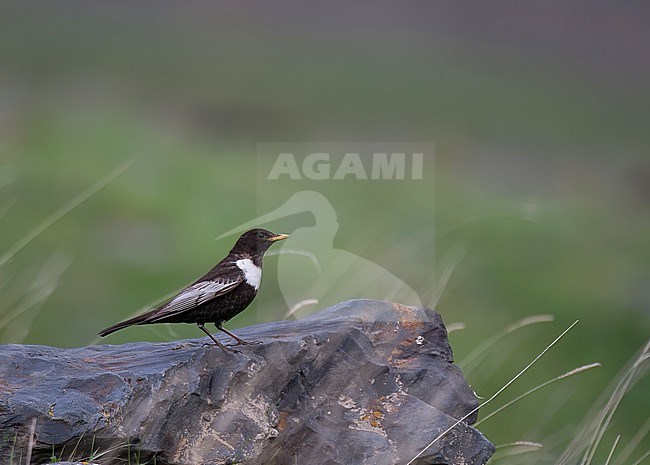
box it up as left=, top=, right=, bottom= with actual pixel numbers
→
left=231, top=228, right=289, bottom=259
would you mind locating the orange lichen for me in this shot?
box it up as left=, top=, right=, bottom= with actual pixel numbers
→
left=276, top=410, right=290, bottom=432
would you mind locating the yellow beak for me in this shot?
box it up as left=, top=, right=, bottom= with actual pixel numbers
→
left=269, top=233, right=290, bottom=242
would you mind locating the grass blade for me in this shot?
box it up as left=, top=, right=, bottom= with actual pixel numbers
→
left=556, top=340, right=650, bottom=465
left=428, top=243, right=467, bottom=310
left=284, top=298, right=320, bottom=320
left=459, top=314, right=555, bottom=370
left=492, top=441, right=544, bottom=461
left=447, top=322, right=466, bottom=333
left=0, top=253, right=72, bottom=337
left=405, top=320, right=579, bottom=465
left=613, top=417, right=650, bottom=465
left=25, top=418, right=37, bottom=465
left=0, top=158, right=135, bottom=268
left=476, top=363, right=601, bottom=426
left=580, top=341, right=650, bottom=465
left=604, top=435, right=621, bottom=465
left=630, top=450, right=650, bottom=465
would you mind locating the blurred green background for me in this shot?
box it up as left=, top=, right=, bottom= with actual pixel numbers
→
left=1, top=1, right=648, bottom=463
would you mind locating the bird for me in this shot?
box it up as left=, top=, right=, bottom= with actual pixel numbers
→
left=98, top=228, right=289, bottom=351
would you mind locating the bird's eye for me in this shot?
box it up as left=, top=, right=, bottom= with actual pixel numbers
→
left=257, top=232, right=265, bottom=239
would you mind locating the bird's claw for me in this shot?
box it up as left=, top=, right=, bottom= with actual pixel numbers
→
left=202, top=341, right=243, bottom=354
left=227, top=339, right=261, bottom=347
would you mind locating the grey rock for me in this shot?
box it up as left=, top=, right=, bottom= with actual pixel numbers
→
left=0, top=299, right=494, bottom=465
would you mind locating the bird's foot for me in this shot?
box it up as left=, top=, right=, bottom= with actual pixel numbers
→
left=202, top=340, right=243, bottom=353
left=215, top=325, right=261, bottom=347
left=224, top=346, right=244, bottom=354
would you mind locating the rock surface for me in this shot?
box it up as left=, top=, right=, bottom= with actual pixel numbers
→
left=0, top=299, right=494, bottom=465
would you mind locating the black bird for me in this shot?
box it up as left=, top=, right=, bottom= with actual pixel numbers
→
left=98, top=228, right=289, bottom=351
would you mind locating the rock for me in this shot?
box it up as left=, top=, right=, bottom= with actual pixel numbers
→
left=0, top=299, right=494, bottom=465
left=45, top=463, right=97, bottom=465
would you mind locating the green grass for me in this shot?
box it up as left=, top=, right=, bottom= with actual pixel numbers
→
left=8, top=434, right=158, bottom=465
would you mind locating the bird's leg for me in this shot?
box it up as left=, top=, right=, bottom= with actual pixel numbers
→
left=197, top=323, right=230, bottom=352
left=216, top=323, right=257, bottom=346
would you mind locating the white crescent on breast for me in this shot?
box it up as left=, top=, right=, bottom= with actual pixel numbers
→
left=236, top=258, right=262, bottom=290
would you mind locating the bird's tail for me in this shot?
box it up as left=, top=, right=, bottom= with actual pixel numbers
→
left=98, top=313, right=151, bottom=337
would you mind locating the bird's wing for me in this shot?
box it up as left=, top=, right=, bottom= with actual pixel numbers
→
left=148, top=276, right=242, bottom=321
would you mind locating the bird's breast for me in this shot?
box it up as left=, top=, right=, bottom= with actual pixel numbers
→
left=235, top=258, right=262, bottom=290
